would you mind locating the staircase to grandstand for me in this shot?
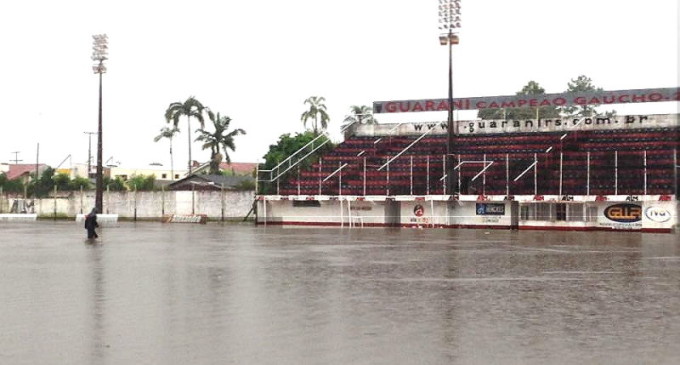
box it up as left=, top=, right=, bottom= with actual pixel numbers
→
left=263, top=125, right=679, bottom=197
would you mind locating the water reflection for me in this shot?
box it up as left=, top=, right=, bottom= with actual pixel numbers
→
left=0, top=222, right=678, bottom=364
left=87, top=242, right=107, bottom=363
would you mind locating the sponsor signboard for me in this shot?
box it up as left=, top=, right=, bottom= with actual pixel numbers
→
left=604, top=203, right=642, bottom=223
left=163, top=214, right=208, bottom=224
left=374, top=87, right=680, bottom=114
left=353, top=114, right=677, bottom=137
left=600, top=203, right=642, bottom=230
left=644, top=206, right=671, bottom=223
left=476, top=203, right=505, bottom=216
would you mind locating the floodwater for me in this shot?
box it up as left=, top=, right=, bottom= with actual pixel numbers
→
left=0, top=222, right=678, bottom=365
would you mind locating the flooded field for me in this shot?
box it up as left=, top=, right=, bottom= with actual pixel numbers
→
left=0, top=222, right=678, bottom=364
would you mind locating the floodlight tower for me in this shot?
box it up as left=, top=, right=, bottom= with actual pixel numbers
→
left=438, top=0, right=460, bottom=195
left=92, top=34, right=108, bottom=214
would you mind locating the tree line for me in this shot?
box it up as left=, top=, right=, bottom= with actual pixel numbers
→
left=0, top=167, right=146, bottom=198
left=158, top=96, right=246, bottom=176
left=477, top=75, right=614, bottom=120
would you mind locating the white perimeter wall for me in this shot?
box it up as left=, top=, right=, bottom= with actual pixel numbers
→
left=256, top=197, right=678, bottom=232
left=0, top=190, right=255, bottom=219
left=258, top=200, right=388, bottom=226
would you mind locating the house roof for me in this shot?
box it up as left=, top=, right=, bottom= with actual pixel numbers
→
left=219, top=162, right=258, bottom=175
left=191, top=161, right=258, bottom=176
left=4, top=164, right=48, bottom=180
left=166, top=174, right=254, bottom=191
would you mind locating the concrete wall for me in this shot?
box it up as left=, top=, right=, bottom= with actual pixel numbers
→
left=258, top=199, right=388, bottom=226
left=0, top=190, right=255, bottom=219
left=255, top=196, right=678, bottom=232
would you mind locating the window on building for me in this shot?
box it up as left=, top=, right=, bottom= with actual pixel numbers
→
left=556, top=204, right=567, bottom=221
left=520, top=205, right=531, bottom=220
left=587, top=206, right=598, bottom=222
left=568, top=203, right=584, bottom=222
left=536, top=204, right=551, bottom=221
left=162, top=174, right=167, bottom=179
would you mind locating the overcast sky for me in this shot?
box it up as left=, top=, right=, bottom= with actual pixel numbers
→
left=1, top=0, right=678, bottom=170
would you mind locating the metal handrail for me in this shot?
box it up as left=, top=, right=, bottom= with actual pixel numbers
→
left=323, top=163, right=348, bottom=182
left=258, top=121, right=362, bottom=184
left=258, top=133, right=330, bottom=182
left=378, top=128, right=435, bottom=171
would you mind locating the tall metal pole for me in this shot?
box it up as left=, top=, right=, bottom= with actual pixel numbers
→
left=447, top=30, right=454, bottom=196
left=439, top=0, right=461, bottom=196
left=92, top=34, right=108, bottom=214
left=96, top=70, right=104, bottom=213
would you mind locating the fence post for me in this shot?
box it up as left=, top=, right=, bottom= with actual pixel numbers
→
left=134, top=186, right=138, bottom=221
left=53, top=185, right=57, bottom=220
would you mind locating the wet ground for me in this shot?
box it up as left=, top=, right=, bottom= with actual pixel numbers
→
left=0, top=221, right=678, bottom=365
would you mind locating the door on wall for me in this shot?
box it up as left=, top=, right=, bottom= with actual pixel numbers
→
left=510, top=201, right=519, bottom=230
left=384, top=200, right=401, bottom=227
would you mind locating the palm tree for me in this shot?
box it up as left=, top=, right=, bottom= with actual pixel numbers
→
left=153, top=126, right=180, bottom=180
left=164, top=96, right=205, bottom=174
left=195, top=110, right=246, bottom=175
left=300, top=96, right=330, bottom=135
left=342, top=105, right=377, bottom=131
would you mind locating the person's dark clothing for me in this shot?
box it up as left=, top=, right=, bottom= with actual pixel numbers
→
left=84, top=211, right=99, bottom=239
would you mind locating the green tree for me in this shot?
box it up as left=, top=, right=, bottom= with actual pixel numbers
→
left=259, top=131, right=335, bottom=194
left=478, top=81, right=560, bottom=120
left=69, top=177, right=92, bottom=190
left=53, top=173, right=71, bottom=191
left=195, top=110, right=246, bottom=175
left=164, top=96, right=205, bottom=174
left=27, top=169, right=91, bottom=197
left=560, top=75, right=614, bottom=117
left=154, top=126, right=180, bottom=180
left=342, top=105, right=377, bottom=130
left=300, top=96, right=330, bottom=135
left=127, top=174, right=155, bottom=191
left=103, top=176, right=126, bottom=191
left=30, top=167, right=56, bottom=197
left=0, top=173, right=24, bottom=194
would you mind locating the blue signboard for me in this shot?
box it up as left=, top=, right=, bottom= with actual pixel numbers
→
left=476, top=203, right=505, bottom=216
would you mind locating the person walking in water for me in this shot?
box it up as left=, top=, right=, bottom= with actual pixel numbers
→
left=84, top=208, right=99, bottom=239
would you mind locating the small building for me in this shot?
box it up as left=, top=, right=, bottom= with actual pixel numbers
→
left=109, top=165, right=187, bottom=182
left=2, top=164, right=49, bottom=183
left=191, top=161, right=258, bottom=176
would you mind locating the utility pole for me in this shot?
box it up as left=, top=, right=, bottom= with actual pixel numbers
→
left=10, top=151, right=22, bottom=164
left=84, top=132, right=97, bottom=178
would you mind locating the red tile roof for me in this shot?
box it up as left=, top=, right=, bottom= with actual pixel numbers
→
left=5, top=164, right=48, bottom=180
left=219, top=162, right=257, bottom=175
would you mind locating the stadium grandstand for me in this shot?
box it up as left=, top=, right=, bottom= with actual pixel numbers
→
left=256, top=88, right=679, bottom=233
